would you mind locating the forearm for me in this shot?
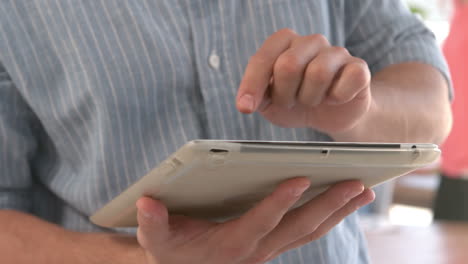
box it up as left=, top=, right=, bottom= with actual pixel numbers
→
left=331, top=63, right=452, bottom=144
left=0, top=210, right=145, bottom=264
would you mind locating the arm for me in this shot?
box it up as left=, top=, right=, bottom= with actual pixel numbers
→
left=0, top=63, right=142, bottom=264
left=236, top=0, right=452, bottom=146
left=332, top=62, right=452, bottom=144
left=0, top=210, right=145, bottom=264
left=336, top=0, right=452, bottom=144
left=0, top=180, right=374, bottom=264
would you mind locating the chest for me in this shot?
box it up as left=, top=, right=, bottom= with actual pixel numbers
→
left=0, top=0, right=346, bottom=138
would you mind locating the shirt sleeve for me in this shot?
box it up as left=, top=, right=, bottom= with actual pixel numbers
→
left=0, top=62, right=38, bottom=212
left=344, top=0, right=452, bottom=97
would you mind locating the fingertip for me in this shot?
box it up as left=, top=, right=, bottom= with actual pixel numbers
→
left=290, top=177, right=312, bottom=188
left=278, top=177, right=311, bottom=194
left=136, top=196, right=150, bottom=210
left=136, top=198, right=169, bottom=249
left=236, top=94, right=256, bottom=113
left=136, top=196, right=159, bottom=212
left=363, top=188, right=376, bottom=203
left=328, top=180, right=365, bottom=201
left=348, top=61, right=371, bottom=87
left=335, top=180, right=365, bottom=191
left=136, top=197, right=168, bottom=225
left=353, top=188, right=376, bottom=209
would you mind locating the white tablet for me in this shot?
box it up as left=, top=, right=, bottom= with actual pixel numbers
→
left=90, top=140, right=440, bottom=228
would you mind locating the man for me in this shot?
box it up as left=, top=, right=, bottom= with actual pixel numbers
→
left=0, top=0, right=451, bottom=263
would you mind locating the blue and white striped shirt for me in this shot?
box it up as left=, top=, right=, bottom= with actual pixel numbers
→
left=0, top=1, right=448, bottom=263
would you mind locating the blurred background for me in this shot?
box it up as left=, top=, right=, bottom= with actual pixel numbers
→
left=361, top=1, right=468, bottom=263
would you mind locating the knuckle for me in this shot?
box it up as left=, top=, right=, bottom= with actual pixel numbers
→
left=329, top=46, right=350, bottom=57
left=309, top=34, right=329, bottom=46
left=348, top=62, right=371, bottom=87
left=305, top=64, right=331, bottom=86
left=277, top=28, right=298, bottom=37
left=275, top=54, right=302, bottom=75
left=352, top=57, right=367, bottom=66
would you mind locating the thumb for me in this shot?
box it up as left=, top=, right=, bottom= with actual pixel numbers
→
left=136, top=197, right=170, bottom=250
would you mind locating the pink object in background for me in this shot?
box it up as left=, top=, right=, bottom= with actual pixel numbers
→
left=440, top=1, right=468, bottom=177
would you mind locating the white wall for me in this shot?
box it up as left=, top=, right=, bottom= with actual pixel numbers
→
left=403, top=0, right=451, bottom=44
left=403, top=0, right=453, bottom=20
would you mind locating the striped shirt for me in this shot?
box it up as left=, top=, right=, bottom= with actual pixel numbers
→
left=0, top=1, right=448, bottom=263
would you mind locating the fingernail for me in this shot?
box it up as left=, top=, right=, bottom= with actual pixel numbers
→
left=238, top=94, right=255, bottom=112
left=344, top=186, right=364, bottom=200
left=291, top=184, right=310, bottom=196
left=139, top=209, right=154, bottom=220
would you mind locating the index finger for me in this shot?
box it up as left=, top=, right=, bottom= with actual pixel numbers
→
left=236, top=28, right=298, bottom=113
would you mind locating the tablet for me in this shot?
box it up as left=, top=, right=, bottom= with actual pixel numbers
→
left=90, top=140, right=440, bottom=228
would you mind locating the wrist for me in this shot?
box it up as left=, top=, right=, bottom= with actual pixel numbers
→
left=72, top=232, right=148, bottom=264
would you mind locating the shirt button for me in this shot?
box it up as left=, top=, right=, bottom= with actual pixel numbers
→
left=209, top=53, right=221, bottom=69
